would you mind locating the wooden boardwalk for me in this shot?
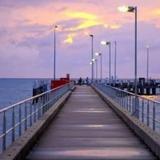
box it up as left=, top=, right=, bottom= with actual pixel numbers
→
left=26, top=86, right=156, bottom=160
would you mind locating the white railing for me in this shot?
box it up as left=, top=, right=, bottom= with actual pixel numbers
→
left=0, top=82, right=74, bottom=153
left=94, top=83, right=160, bottom=134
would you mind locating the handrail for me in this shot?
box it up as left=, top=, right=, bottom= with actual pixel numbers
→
left=93, top=82, right=160, bottom=134
left=102, top=83, right=160, bottom=104
left=0, top=84, right=68, bottom=113
left=0, top=82, right=74, bottom=153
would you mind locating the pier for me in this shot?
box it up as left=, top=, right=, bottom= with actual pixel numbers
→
left=26, top=86, right=155, bottom=160
left=111, top=78, right=160, bottom=95
left=1, top=1, right=160, bottom=160
left=0, top=82, right=159, bottom=160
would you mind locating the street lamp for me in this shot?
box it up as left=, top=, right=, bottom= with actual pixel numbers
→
left=91, top=58, right=96, bottom=81
left=95, top=52, right=103, bottom=81
left=146, top=45, right=150, bottom=83
left=95, top=59, right=98, bottom=81
left=118, top=6, right=137, bottom=94
left=118, top=6, right=136, bottom=13
left=90, top=34, right=94, bottom=82
left=101, top=41, right=111, bottom=85
left=53, top=25, right=58, bottom=80
left=118, top=5, right=138, bottom=117
left=92, top=58, right=96, bottom=62
left=114, top=41, right=117, bottom=86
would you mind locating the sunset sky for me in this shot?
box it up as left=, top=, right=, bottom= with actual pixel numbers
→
left=0, top=0, right=160, bottom=78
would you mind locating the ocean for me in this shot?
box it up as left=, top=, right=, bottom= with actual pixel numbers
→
left=0, top=78, right=159, bottom=109
left=0, top=78, right=51, bottom=109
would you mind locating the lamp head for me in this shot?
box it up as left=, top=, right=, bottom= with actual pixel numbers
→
left=118, top=6, right=135, bottom=13
left=101, top=41, right=106, bottom=45
left=95, top=52, right=99, bottom=56
left=92, top=58, right=96, bottom=62
left=106, top=42, right=111, bottom=45
left=101, top=41, right=110, bottom=46
left=128, top=6, right=136, bottom=12
left=95, top=52, right=102, bottom=56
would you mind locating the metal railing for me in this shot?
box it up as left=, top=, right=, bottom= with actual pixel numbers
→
left=94, top=83, right=160, bottom=134
left=0, top=82, right=74, bottom=153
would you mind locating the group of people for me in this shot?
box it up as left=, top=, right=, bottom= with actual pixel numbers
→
left=78, top=77, right=89, bottom=85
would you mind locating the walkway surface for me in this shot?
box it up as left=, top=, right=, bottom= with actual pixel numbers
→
left=26, top=86, right=156, bottom=160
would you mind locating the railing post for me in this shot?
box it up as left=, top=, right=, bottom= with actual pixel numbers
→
left=131, top=96, right=134, bottom=113
left=45, top=93, right=47, bottom=111
left=2, top=111, right=6, bottom=151
left=24, top=102, right=27, bottom=131
left=19, top=105, right=22, bottom=136
left=135, top=96, right=139, bottom=119
left=147, top=100, right=149, bottom=126
left=12, top=107, right=15, bottom=142
left=123, top=92, right=125, bottom=108
left=127, top=94, right=129, bottom=111
left=38, top=97, right=41, bottom=119
left=153, top=102, right=156, bottom=131
left=129, top=95, right=131, bottom=112
left=41, top=95, right=45, bottom=116
left=30, top=102, right=32, bottom=127
left=125, top=93, right=127, bottom=110
left=34, top=103, right=36, bottom=122
left=121, top=91, right=123, bottom=106
left=42, top=95, right=45, bottom=114
left=45, top=93, right=47, bottom=110
left=142, top=99, right=144, bottom=123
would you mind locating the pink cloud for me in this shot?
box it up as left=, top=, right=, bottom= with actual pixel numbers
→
left=0, top=0, right=160, bottom=78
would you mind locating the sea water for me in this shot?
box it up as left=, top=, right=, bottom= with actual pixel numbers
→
left=0, top=79, right=159, bottom=109
left=0, top=78, right=51, bottom=109
left=0, top=78, right=52, bottom=152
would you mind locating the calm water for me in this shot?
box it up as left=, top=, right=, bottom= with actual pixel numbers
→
left=0, top=78, right=51, bottom=109
left=0, top=78, right=52, bottom=152
left=0, top=79, right=159, bottom=109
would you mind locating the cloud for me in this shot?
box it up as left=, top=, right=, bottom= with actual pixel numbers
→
left=64, top=34, right=75, bottom=44
left=0, top=0, right=160, bottom=78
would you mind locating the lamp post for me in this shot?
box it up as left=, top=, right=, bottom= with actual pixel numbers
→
left=95, top=59, right=98, bottom=81
left=146, top=45, right=149, bottom=83
left=91, top=58, right=96, bottom=81
left=53, top=25, right=58, bottom=80
left=118, top=6, right=138, bottom=117
left=118, top=6, right=138, bottom=95
left=95, top=52, right=102, bottom=81
left=90, top=35, right=94, bottom=82
left=101, top=41, right=111, bottom=85
left=114, top=41, right=117, bottom=86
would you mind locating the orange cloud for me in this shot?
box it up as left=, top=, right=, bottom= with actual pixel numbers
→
left=63, top=11, right=102, bottom=31
left=62, top=10, right=121, bottom=32
left=64, top=33, right=76, bottom=44
left=3, top=0, right=160, bottom=45
left=103, top=24, right=121, bottom=30
left=64, top=11, right=97, bottom=20
left=110, top=24, right=121, bottom=29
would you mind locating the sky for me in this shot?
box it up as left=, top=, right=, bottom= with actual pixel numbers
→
left=0, top=0, right=160, bottom=79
